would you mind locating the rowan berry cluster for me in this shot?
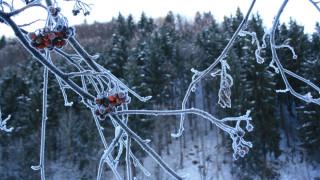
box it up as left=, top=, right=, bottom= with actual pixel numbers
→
left=28, top=26, right=74, bottom=50
left=95, top=92, right=129, bottom=120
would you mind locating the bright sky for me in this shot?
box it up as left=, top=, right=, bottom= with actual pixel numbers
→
left=0, top=0, right=319, bottom=37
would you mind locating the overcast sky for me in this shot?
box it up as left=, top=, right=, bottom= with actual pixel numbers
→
left=0, top=0, right=319, bottom=37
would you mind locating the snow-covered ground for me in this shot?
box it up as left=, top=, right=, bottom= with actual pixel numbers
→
left=82, top=120, right=320, bottom=180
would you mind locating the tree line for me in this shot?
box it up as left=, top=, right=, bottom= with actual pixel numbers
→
left=0, top=9, right=319, bottom=179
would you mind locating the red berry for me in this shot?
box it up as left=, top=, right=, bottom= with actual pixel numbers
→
left=28, top=33, right=37, bottom=40
left=55, top=32, right=65, bottom=38
left=109, top=95, right=117, bottom=103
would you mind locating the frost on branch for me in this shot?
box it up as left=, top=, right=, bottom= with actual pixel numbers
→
left=266, top=0, right=320, bottom=106
left=237, top=0, right=320, bottom=106
left=218, top=60, right=233, bottom=108
left=71, top=0, right=92, bottom=16
left=174, top=0, right=257, bottom=138
left=238, top=30, right=266, bottom=64
left=228, top=110, right=253, bottom=160
left=309, top=0, right=320, bottom=13
left=0, top=107, right=13, bottom=133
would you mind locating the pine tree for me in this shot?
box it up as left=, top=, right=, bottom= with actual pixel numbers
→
left=108, top=33, right=128, bottom=78
left=296, top=23, right=320, bottom=161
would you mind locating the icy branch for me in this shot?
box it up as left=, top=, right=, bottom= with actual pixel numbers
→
left=108, top=115, right=184, bottom=180
left=0, top=108, right=13, bottom=133
left=31, top=60, right=49, bottom=180
left=7, top=3, right=47, bottom=17
left=218, top=60, right=233, bottom=108
left=239, top=30, right=265, bottom=64
left=309, top=0, right=320, bottom=13
left=116, top=108, right=253, bottom=159
left=175, top=0, right=257, bottom=137
left=275, top=42, right=298, bottom=60
left=269, top=0, right=320, bottom=105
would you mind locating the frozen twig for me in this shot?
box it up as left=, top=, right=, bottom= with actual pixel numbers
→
left=116, top=108, right=253, bottom=159
left=239, top=30, right=266, bottom=64
left=269, top=0, right=320, bottom=105
left=309, top=0, right=320, bottom=13
left=109, top=115, right=184, bottom=180
left=218, top=60, right=233, bottom=108
left=31, top=55, right=49, bottom=180
left=0, top=107, right=13, bottom=133
left=275, top=40, right=298, bottom=60
left=175, top=0, right=257, bottom=137
left=126, top=136, right=133, bottom=180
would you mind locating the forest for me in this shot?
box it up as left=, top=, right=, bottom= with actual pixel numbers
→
left=0, top=9, right=320, bottom=179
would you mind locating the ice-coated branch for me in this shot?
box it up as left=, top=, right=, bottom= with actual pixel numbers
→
left=218, top=60, right=233, bottom=108
left=116, top=108, right=253, bottom=159
left=0, top=11, right=95, bottom=100
left=31, top=57, right=49, bottom=180
left=175, top=0, right=257, bottom=137
left=6, top=3, right=47, bottom=17
left=275, top=44, right=297, bottom=60
left=126, top=136, right=133, bottom=180
left=71, top=0, right=92, bottom=16
left=309, top=0, right=320, bottom=12
left=108, top=115, right=184, bottom=180
left=97, top=125, right=123, bottom=180
left=0, top=107, right=13, bottom=133
left=269, top=0, right=320, bottom=105
left=239, top=30, right=266, bottom=64
left=120, top=138, right=151, bottom=177
left=67, top=38, right=152, bottom=102
left=18, top=19, right=46, bottom=27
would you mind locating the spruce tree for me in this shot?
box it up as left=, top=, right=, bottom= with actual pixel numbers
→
left=296, top=23, right=320, bottom=161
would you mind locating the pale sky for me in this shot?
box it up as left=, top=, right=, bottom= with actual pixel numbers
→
left=0, top=0, right=319, bottom=37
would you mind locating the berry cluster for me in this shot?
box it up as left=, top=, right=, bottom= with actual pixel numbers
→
left=95, top=92, right=129, bottom=120
left=234, top=146, right=249, bottom=159
left=49, top=7, right=61, bottom=17
left=72, top=9, right=90, bottom=16
left=72, top=0, right=91, bottom=16
left=28, top=26, right=74, bottom=50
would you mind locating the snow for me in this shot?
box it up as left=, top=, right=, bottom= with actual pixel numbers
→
left=278, top=131, right=320, bottom=180
left=91, top=118, right=320, bottom=180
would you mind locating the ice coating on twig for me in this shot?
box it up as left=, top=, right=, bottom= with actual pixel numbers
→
left=173, top=0, right=257, bottom=138
left=218, top=60, right=233, bottom=108
left=239, top=30, right=266, bottom=64
left=0, top=107, right=13, bottom=133
left=267, top=0, right=320, bottom=105
left=309, top=0, right=320, bottom=13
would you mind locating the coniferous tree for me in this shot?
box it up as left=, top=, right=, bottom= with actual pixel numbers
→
left=297, top=23, right=320, bottom=161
